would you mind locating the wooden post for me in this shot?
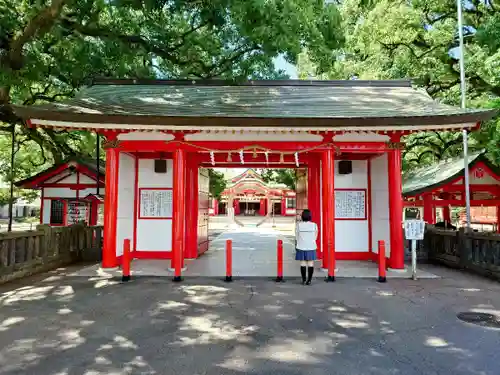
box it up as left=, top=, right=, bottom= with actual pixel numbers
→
left=172, top=148, right=186, bottom=282
left=388, top=148, right=404, bottom=269
left=322, top=148, right=335, bottom=280
left=102, top=147, right=119, bottom=268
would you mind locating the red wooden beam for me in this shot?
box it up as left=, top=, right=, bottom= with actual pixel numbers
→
left=117, top=140, right=394, bottom=153
left=439, top=184, right=500, bottom=195
left=403, top=199, right=500, bottom=207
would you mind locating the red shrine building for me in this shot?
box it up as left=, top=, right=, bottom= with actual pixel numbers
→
left=13, top=79, right=496, bottom=271
left=15, top=157, right=105, bottom=226
left=210, top=169, right=296, bottom=216
left=402, top=151, right=500, bottom=231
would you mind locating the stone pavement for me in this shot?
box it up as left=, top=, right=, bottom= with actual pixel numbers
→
left=0, top=265, right=499, bottom=375
left=73, top=226, right=438, bottom=279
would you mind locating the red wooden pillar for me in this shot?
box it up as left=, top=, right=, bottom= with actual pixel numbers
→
left=259, top=199, right=266, bottom=216
left=496, top=205, right=500, bottom=233
left=307, top=156, right=322, bottom=258
left=321, top=148, right=335, bottom=269
left=184, top=154, right=198, bottom=259
left=213, top=199, right=219, bottom=216
left=90, top=201, right=98, bottom=226
left=234, top=199, right=240, bottom=215
left=281, top=197, right=286, bottom=216
left=102, top=147, right=119, bottom=268
left=423, top=194, right=434, bottom=224
left=387, top=148, right=404, bottom=269
left=172, top=148, right=187, bottom=269
left=442, top=206, right=451, bottom=223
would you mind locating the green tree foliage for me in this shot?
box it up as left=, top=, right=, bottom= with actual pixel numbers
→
left=0, top=0, right=344, bottom=190
left=1, top=0, right=344, bottom=156
left=0, top=130, right=49, bottom=206
left=259, top=169, right=296, bottom=189
left=298, top=0, right=500, bottom=169
left=208, top=168, right=226, bottom=199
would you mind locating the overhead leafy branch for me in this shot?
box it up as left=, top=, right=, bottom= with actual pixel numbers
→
left=1, top=0, right=344, bottom=161
left=297, top=0, right=500, bottom=169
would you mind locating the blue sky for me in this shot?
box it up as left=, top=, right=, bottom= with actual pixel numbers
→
left=274, top=55, right=298, bottom=78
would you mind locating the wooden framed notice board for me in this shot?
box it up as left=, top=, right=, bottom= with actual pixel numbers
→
left=138, top=188, right=173, bottom=219
left=334, top=188, right=367, bottom=220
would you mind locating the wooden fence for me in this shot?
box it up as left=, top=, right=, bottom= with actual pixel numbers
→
left=0, top=224, right=103, bottom=284
left=423, top=228, right=500, bottom=280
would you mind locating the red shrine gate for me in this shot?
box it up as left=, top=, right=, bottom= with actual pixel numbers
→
left=13, top=79, right=496, bottom=274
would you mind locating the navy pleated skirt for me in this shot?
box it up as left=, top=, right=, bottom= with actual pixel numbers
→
left=295, top=249, right=317, bottom=261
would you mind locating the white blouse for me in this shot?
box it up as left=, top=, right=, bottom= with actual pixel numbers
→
left=295, top=221, right=318, bottom=251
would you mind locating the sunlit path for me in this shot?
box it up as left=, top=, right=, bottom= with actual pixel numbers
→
left=0, top=266, right=498, bottom=375
left=184, top=226, right=298, bottom=277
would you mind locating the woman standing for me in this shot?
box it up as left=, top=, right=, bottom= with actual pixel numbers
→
left=295, top=209, right=318, bottom=285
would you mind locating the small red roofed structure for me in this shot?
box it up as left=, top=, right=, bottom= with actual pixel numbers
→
left=16, top=157, right=105, bottom=227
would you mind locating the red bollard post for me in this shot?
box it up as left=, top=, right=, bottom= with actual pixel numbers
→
left=378, top=240, right=387, bottom=283
left=276, top=239, right=284, bottom=282
left=225, top=239, right=233, bottom=282
left=122, top=239, right=131, bottom=282
left=326, top=241, right=335, bottom=282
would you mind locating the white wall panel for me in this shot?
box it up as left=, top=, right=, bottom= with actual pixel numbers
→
left=116, top=153, right=135, bottom=256
left=333, top=132, right=390, bottom=142
left=335, top=160, right=368, bottom=189
left=136, top=220, right=173, bottom=251
left=186, top=132, right=322, bottom=142
left=44, top=187, right=77, bottom=199
left=78, top=174, right=97, bottom=184
left=334, top=160, right=369, bottom=252
left=335, top=221, right=369, bottom=251
left=370, top=154, right=391, bottom=257
left=56, top=173, right=78, bottom=184
left=45, top=171, right=71, bottom=183
left=136, top=158, right=173, bottom=253
left=138, top=159, right=173, bottom=188
left=42, top=198, right=51, bottom=224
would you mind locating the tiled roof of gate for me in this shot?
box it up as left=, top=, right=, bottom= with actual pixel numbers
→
left=13, top=79, right=497, bottom=128
left=402, top=151, right=498, bottom=196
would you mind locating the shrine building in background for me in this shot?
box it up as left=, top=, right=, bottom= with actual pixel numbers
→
left=210, top=169, right=296, bottom=216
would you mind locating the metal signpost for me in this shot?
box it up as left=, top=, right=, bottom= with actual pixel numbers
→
left=404, top=219, right=426, bottom=280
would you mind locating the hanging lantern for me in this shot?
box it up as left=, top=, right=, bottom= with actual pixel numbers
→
left=252, top=148, right=257, bottom=158
left=210, top=151, right=215, bottom=166
left=239, top=150, right=245, bottom=164
left=227, top=152, right=232, bottom=162
left=294, top=152, right=299, bottom=167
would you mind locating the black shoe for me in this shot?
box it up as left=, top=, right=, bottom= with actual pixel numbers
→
left=300, top=266, right=306, bottom=284
left=306, top=267, right=314, bottom=285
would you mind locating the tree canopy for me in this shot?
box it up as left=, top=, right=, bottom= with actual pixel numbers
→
left=298, top=0, right=500, bottom=170
left=1, top=0, right=343, bottom=160
left=259, top=169, right=296, bottom=190
left=0, top=0, right=344, bottom=201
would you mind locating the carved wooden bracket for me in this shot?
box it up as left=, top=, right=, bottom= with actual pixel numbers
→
left=102, top=139, right=121, bottom=149
left=386, top=141, right=405, bottom=150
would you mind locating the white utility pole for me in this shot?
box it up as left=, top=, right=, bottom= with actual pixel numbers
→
left=456, top=0, right=471, bottom=230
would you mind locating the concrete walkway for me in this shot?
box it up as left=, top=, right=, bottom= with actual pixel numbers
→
left=73, top=227, right=438, bottom=279
left=1, top=265, right=499, bottom=375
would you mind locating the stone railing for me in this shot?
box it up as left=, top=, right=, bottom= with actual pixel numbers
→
left=424, top=228, right=500, bottom=280
left=0, top=224, right=103, bottom=284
